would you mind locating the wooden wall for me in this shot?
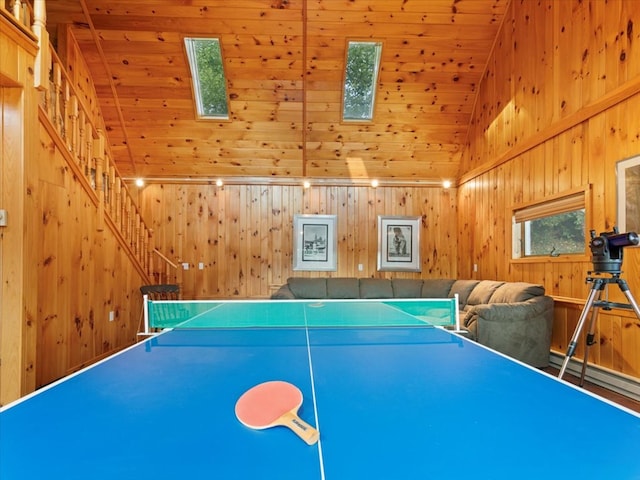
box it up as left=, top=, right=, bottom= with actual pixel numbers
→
left=458, top=0, right=640, bottom=378
left=33, top=121, right=146, bottom=388
left=0, top=11, right=39, bottom=404
left=48, top=0, right=507, bottom=181
left=1, top=12, right=164, bottom=399
left=0, top=12, right=152, bottom=396
left=137, top=183, right=457, bottom=299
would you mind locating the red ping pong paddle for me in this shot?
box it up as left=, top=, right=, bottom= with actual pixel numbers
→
left=235, top=381, right=319, bottom=445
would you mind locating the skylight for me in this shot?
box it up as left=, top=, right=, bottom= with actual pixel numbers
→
left=184, top=37, right=229, bottom=119
left=342, top=41, right=383, bottom=122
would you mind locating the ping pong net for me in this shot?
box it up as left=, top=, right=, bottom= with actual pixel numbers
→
left=141, top=297, right=461, bottom=334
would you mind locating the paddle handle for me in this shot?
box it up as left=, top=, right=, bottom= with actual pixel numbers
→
left=277, top=411, right=319, bottom=445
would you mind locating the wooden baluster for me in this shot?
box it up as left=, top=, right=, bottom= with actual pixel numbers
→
left=130, top=202, right=136, bottom=250
left=143, top=226, right=150, bottom=270
left=43, top=76, right=50, bottom=114
left=102, top=154, right=110, bottom=214
left=138, top=216, right=143, bottom=260
left=85, top=122, right=93, bottom=182
left=148, top=229, right=155, bottom=279
left=62, top=82, right=70, bottom=147
left=131, top=210, right=137, bottom=252
left=77, top=110, right=86, bottom=171
left=119, top=189, right=126, bottom=238
left=48, top=76, right=54, bottom=124
left=52, top=63, right=62, bottom=132
left=120, top=189, right=127, bottom=239
left=32, top=0, right=50, bottom=90
left=142, top=222, right=147, bottom=262
left=176, top=261, right=183, bottom=290
left=124, top=197, right=132, bottom=244
left=12, top=0, right=21, bottom=22
left=69, top=95, right=79, bottom=160
left=138, top=217, right=147, bottom=265
left=114, top=177, right=122, bottom=226
left=134, top=213, right=141, bottom=255
left=87, top=132, right=95, bottom=189
left=94, top=130, right=105, bottom=232
left=22, top=1, right=31, bottom=27
left=11, top=1, right=30, bottom=27
left=108, top=164, right=116, bottom=218
left=83, top=126, right=90, bottom=178
left=102, top=154, right=110, bottom=217
left=143, top=229, right=150, bottom=274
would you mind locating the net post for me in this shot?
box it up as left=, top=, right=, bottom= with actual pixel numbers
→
left=454, top=294, right=461, bottom=331
left=143, top=294, right=150, bottom=334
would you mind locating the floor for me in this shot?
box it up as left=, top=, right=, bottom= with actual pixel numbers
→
left=543, top=366, right=640, bottom=414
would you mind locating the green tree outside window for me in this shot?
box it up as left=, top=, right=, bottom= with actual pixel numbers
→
left=343, top=41, right=383, bottom=121
left=185, top=38, right=229, bottom=119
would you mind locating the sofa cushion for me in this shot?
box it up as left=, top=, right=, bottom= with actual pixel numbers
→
left=466, top=281, right=505, bottom=306
left=271, top=284, right=295, bottom=299
left=490, top=282, right=545, bottom=303
left=421, top=279, right=455, bottom=298
left=448, top=280, right=480, bottom=308
left=359, top=279, right=393, bottom=298
left=287, top=277, right=327, bottom=299
left=392, top=279, right=424, bottom=298
left=327, top=278, right=360, bottom=299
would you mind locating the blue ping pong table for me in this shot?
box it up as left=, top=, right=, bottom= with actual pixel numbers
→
left=2, top=299, right=640, bottom=479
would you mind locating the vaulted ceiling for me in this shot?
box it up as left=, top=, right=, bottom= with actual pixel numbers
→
left=46, top=0, right=508, bottom=183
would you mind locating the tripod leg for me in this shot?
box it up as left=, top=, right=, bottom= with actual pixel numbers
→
left=579, top=305, right=600, bottom=386
left=618, top=279, right=640, bottom=319
left=559, top=279, right=604, bottom=379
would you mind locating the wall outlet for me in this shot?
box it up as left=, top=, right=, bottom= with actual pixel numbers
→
left=0, top=209, right=6, bottom=227
left=473, top=263, right=478, bottom=272
left=358, top=263, right=363, bottom=272
left=198, top=262, right=204, bottom=270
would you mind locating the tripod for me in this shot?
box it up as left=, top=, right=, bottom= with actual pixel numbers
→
left=558, top=272, right=640, bottom=383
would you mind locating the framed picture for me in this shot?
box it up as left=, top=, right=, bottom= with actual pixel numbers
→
left=377, top=216, right=421, bottom=272
left=617, top=155, right=640, bottom=234
left=293, top=214, right=337, bottom=271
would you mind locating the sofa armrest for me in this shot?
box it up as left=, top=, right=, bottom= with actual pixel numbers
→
left=465, top=296, right=553, bottom=326
left=270, top=284, right=295, bottom=299
left=464, top=296, right=554, bottom=367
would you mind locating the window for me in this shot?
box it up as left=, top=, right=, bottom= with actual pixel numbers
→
left=512, top=190, right=587, bottom=258
left=342, top=41, right=383, bottom=121
left=184, top=37, right=229, bottom=119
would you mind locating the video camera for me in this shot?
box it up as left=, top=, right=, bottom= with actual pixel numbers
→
left=589, top=227, right=639, bottom=273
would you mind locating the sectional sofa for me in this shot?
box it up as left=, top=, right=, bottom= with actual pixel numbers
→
left=271, top=277, right=554, bottom=368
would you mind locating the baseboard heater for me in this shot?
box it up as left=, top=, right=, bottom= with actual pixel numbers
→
left=549, top=352, right=640, bottom=402
left=549, top=351, right=640, bottom=403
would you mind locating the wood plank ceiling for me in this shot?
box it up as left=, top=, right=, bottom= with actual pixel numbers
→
left=46, top=0, right=508, bottom=183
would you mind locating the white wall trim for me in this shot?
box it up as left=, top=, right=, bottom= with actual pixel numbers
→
left=550, top=351, right=640, bottom=402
